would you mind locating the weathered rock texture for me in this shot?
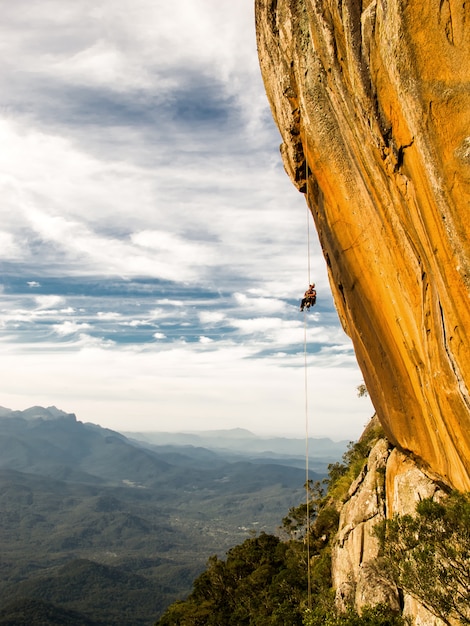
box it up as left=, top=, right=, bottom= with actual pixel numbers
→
left=332, top=436, right=449, bottom=624
left=256, top=0, right=470, bottom=491
left=332, top=438, right=399, bottom=612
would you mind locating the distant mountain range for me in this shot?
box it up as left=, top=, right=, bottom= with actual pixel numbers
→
left=0, top=405, right=347, bottom=625
left=0, top=405, right=171, bottom=486
left=124, top=427, right=349, bottom=471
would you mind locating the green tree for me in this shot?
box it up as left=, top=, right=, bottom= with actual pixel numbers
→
left=282, top=480, right=326, bottom=540
left=155, top=533, right=306, bottom=625
left=375, top=492, right=470, bottom=625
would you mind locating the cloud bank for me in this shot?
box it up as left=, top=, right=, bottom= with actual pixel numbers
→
left=0, top=0, right=373, bottom=438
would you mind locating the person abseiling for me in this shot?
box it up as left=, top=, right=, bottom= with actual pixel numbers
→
left=300, top=284, right=316, bottom=311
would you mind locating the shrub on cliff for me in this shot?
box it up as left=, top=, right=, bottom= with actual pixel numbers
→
left=375, top=492, right=470, bottom=625
left=303, top=604, right=409, bottom=625
left=326, top=415, right=384, bottom=502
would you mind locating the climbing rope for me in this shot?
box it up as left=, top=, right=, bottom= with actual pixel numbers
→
left=306, top=179, right=312, bottom=287
left=303, top=161, right=312, bottom=612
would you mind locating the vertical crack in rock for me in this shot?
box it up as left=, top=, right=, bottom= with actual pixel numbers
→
left=438, top=301, right=470, bottom=411
left=439, top=0, right=455, bottom=44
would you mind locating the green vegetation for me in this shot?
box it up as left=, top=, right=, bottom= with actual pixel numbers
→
left=0, top=412, right=332, bottom=625
left=0, top=461, right=313, bottom=624
left=156, top=533, right=306, bottom=625
left=155, top=420, right=408, bottom=625
left=303, top=604, right=409, bottom=626
left=12, top=409, right=470, bottom=625
left=0, top=598, right=100, bottom=626
left=375, top=492, right=470, bottom=625
left=323, top=416, right=384, bottom=502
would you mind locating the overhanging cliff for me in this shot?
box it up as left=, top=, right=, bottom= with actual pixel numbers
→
left=256, top=0, right=470, bottom=490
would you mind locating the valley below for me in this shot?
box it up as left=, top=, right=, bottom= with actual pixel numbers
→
left=0, top=406, right=347, bottom=625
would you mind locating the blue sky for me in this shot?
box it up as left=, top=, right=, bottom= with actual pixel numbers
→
left=0, top=0, right=373, bottom=439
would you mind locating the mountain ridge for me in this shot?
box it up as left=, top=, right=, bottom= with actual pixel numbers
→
left=0, top=404, right=338, bottom=624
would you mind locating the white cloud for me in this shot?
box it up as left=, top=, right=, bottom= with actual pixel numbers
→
left=131, top=229, right=214, bottom=269
left=53, top=321, right=92, bottom=336
left=52, top=39, right=132, bottom=88
left=35, top=295, right=65, bottom=310
left=97, top=311, right=122, bottom=320
left=0, top=231, right=21, bottom=258
left=233, top=292, right=289, bottom=315
left=231, top=316, right=289, bottom=335
left=0, top=0, right=369, bottom=441
left=198, top=311, right=225, bottom=324
left=126, top=319, right=151, bottom=327
left=199, top=336, right=214, bottom=344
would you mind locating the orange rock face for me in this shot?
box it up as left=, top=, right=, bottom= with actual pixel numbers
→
left=256, top=0, right=470, bottom=490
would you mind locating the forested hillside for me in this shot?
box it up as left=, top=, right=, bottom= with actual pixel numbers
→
left=155, top=423, right=409, bottom=625
left=0, top=406, right=340, bottom=625
left=157, top=418, right=470, bottom=625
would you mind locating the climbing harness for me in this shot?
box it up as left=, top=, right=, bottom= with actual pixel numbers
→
left=300, top=284, right=317, bottom=311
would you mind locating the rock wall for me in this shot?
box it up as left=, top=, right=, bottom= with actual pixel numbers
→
left=332, top=437, right=449, bottom=624
left=255, top=0, right=470, bottom=491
